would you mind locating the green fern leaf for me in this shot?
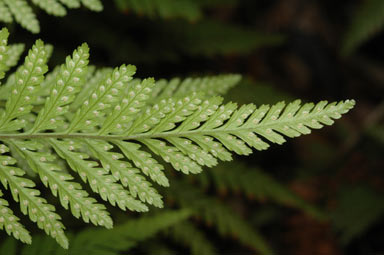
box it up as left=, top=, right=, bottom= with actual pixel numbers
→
left=168, top=181, right=272, bottom=255
left=168, top=222, right=216, bottom=255
left=0, top=31, right=355, bottom=248
left=203, top=162, right=325, bottom=219
left=19, top=210, right=190, bottom=255
left=114, top=0, right=202, bottom=21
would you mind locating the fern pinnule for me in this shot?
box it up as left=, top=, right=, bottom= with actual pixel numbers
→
left=0, top=188, right=31, bottom=244
left=0, top=27, right=9, bottom=80
left=31, top=0, right=67, bottom=16
left=4, top=44, right=25, bottom=70
left=0, top=1, right=12, bottom=24
left=167, top=180, right=272, bottom=255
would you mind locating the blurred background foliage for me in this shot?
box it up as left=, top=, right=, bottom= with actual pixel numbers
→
left=1, top=0, right=384, bottom=254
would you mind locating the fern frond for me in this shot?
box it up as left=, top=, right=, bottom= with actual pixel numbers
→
left=0, top=31, right=355, bottom=248
left=175, top=20, right=284, bottom=57
left=0, top=0, right=102, bottom=33
left=0, top=189, right=31, bottom=244
left=0, top=237, right=17, bottom=255
left=114, top=0, right=202, bottom=21
left=203, top=162, right=325, bottom=219
left=168, top=222, right=216, bottom=255
left=168, top=181, right=272, bottom=255
left=19, top=210, right=190, bottom=255
left=342, top=0, right=384, bottom=55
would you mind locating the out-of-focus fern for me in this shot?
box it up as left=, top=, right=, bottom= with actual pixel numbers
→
left=367, top=124, right=384, bottom=145
left=342, top=0, right=384, bottom=55
left=332, top=186, right=384, bottom=244
left=167, top=180, right=273, bottom=255
left=202, top=162, right=325, bottom=220
left=0, top=27, right=354, bottom=248
left=166, top=222, right=216, bottom=255
left=0, top=210, right=190, bottom=255
left=114, top=0, right=235, bottom=22
left=168, top=20, right=284, bottom=57
left=0, top=0, right=103, bottom=33
left=63, top=18, right=283, bottom=63
left=162, top=160, right=325, bottom=255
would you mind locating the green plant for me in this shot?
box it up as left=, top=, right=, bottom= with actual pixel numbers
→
left=0, top=27, right=355, bottom=248
left=0, top=0, right=103, bottom=33
left=332, top=186, right=384, bottom=244
left=342, top=0, right=384, bottom=55
left=0, top=210, right=190, bottom=255
left=160, top=161, right=325, bottom=255
left=114, top=0, right=235, bottom=21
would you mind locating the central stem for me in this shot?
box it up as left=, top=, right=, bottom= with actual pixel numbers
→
left=0, top=126, right=267, bottom=141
